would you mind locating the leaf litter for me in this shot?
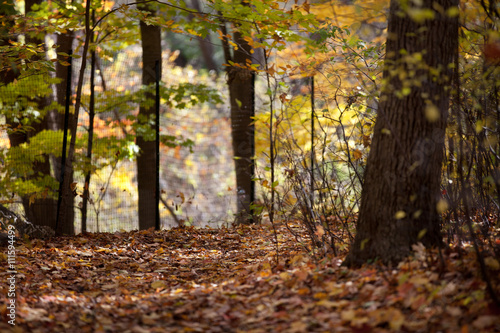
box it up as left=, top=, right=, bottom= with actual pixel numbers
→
left=0, top=223, right=499, bottom=332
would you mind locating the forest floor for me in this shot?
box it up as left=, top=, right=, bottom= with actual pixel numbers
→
left=0, top=222, right=499, bottom=332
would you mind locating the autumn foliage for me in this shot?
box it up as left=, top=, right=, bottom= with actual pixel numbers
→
left=1, top=0, right=500, bottom=331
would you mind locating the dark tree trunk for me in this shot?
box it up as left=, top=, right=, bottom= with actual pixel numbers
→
left=51, top=31, right=75, bottom=234
left=16, top=0, right=55, bottom=228
left=222, top=22, right=255, bottom=224
left=137, top=4, right=161, bottom=230
left=344, top=0, right=459, bottom=266
left=3, top=0, right=69, bottom=230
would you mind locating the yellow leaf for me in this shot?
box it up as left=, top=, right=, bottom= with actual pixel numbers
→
left=284, top=193, right=297, bottom=206
left=340, top=309, right=356, bottom=322
left=186, top=28, right=201, bottom=37
left=262, top=262, right=271, bottom=272
left=409, top=275, right=429, bottom=286
left=151, top=280, right=167, bottom=289
left=484, top=257, right=500, bottom=270
left=401, top=87, right=411, bottom=96
left=29, top=193, right=36, bottom=206
left=425, top=104, right=440, bottom=122
left=313, top=292, right=328, bottom=300
left=417, top=228, right=427, bottom=239
left=297, top=288, right=310, bottom=295
left=229, top=40, right=238, bottom=50
left=268, top=64, right=276, bottom=76
left=407, top=8, right=435, bottom=23
left=388, top=308, right=405, bottom=330
left=475, top=120, right=484, bottom=133
left=243, top=35, right=254, bottom=47
left=360, top=238, right=369, bottom=250
left=316, top=299, right=347, bottom=308
left=436, top=199, right=449, bottom=213
left=290, top=254, right=305, bottom=265
left=315, top=225, right=325, bottom=238
left=352, top=149, right=363, bottom=160
left=446, top=6, right=459, bottom=17
left=395, top=210, right=406, bottom=219
left=303, top=1, right=310, bottom=13
left=362, top=135, right=371, bottom=147
left=289, top=321, right=308, bottom=333
left=178, top=192, right=185, bottom=203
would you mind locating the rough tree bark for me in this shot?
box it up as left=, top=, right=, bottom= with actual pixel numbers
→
left=16, top=0, right=54, bottom=227
left=344, top=0, right=459, bottom=266
left=51, top=31, right=76, bottom=234
left=219, top=0, right=256, bottom=224
left=221, top=21, right=255, bottom=224
left=137, top=3, right=162, bottom=230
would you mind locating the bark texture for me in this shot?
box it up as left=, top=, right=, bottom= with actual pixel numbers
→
left=137, top=5, right=161, bottom=230
left=51, top=31, right=75, bottom=234
left=18, top=0, right=53, bottom=227
left=344, top=0, right=459, bottom=266
left=225, top=27, right=255, bottom=224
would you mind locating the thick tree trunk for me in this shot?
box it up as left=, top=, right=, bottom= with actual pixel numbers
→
left=15, top=0, right=55, bottom=228
left=3, top=0, right=69, bottom=230
left=137, top=5, right=161, bottom=230
left=344, top=0, right=459, bottom=266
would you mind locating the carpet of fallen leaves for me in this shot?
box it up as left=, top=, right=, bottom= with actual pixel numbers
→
left=1, top=223, right=499, bottom=332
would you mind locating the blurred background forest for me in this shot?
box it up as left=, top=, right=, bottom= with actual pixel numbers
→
left=1, top=0, right=499, bottom=247
left=1, top=35, right=237, bottom=231
left=67, top=47, right=236, bottom=231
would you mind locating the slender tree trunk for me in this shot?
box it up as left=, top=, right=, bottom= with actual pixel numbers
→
left=344, top=0, right=459, bottom=266
left=137, top=4, right=162, bottom=230
left=50, top=31, right=75, bottom=233
left=222, top=21, right=255, bottom=224
left=56, top=0, right=93, bottom=235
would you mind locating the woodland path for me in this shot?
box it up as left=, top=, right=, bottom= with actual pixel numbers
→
left=1, top=224, right=499, bottom=332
